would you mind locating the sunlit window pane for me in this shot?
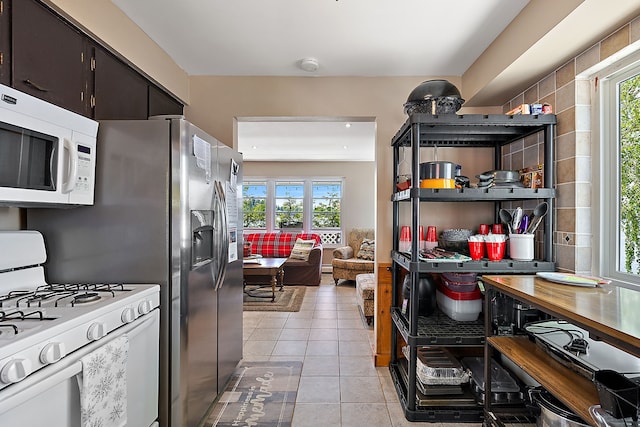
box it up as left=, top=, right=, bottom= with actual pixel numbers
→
left=242, top=181, right=267, bottom=229
left=617, top=73, right=640, bottom=275
left=312, top=181, right=341, bottom=229
left=275, top=182, right=304, bottom=229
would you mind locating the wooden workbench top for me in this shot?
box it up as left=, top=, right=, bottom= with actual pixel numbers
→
left=481, top=274, right=640, bottom=357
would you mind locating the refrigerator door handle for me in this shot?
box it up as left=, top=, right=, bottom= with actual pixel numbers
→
left=212, top=182, right=222, bottom=290
left=216, top=180, right=228, bottom=289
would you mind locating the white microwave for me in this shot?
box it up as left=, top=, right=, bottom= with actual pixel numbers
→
left=0, top=84, right=98, bottom=207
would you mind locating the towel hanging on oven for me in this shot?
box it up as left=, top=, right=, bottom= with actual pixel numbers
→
left=77, top=335, right=130, bottom=427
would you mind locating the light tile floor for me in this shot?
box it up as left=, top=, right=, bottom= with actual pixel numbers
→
left=242, top=274, right=480, bottom=427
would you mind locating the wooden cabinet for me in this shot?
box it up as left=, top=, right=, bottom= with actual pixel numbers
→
left=11, top=0, right=89, bottom=115
left=149, top=85, right=183, bottom=117
left=0, top=0, right=183, bottom=120
left=92, top=47, right=148, bottom=120
left=482, top=275, right=640, bottom=426
left=0, top=0, right=11, bottom=86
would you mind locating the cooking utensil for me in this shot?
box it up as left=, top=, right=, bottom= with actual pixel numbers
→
left=530, top=388, right=590, bottom=427
left=511, top=207, right=523, bottom=234
left=518, top=214, right=529, bottom=234
left=499, top=209, right=513, bottom=234
left=526, top=202, right=549, bottom=234
left=476, top=170, right=520, bottom=182
left=403, top=80, right=465, bottom=115
left=420, top=161, right=458, bottom=180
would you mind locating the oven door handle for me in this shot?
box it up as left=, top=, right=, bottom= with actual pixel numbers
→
left=0, top=311, right=158, bottom=414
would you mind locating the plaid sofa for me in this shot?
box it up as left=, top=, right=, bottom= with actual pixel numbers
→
left=244, top=232, right=323, bottom=286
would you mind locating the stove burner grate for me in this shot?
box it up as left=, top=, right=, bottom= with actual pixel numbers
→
left=0, top=324, right=18, bottom=335
left=0, top=290, right=33, bottom=307
left=0, top=283, right=131, bottom=308
left=0, top=309, right=56, bottom=336
left=72, top=292, right=101, bottom=305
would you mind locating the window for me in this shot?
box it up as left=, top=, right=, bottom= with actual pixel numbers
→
left=312, top=181, right=342, bottom=245
left=600, top=55, right=640, bottom=284
left=242, top=178, right=343, bottom=244
left=275, top=181, right=304, bottom=228
left=242, top=181, right=267, bottom=229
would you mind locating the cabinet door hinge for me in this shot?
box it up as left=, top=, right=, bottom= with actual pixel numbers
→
left=91, top=57, right=96, bottom=72
left=90, top=94, right=95, bottom=109
left=0, top=52, right=3, bottom=66
left=80, top=91, right=84, bottom=102
left=0, top=1, right=4, bottom=16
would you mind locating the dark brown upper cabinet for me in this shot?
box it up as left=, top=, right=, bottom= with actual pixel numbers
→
left=12, top=0, right=89, bottom=116
left=4, top=0, right=182, bottom=120
left=149, top=84, right=183, bottom=118
left=0, top=0, right=11, bottom=86
left=92, top=47, right=148, bottom=120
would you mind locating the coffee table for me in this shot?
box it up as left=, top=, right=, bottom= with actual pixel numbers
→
left=242, top=257, right=287, bottom=302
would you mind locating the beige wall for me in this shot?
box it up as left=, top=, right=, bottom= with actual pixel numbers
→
left=0, top=208, right=21, bottom=230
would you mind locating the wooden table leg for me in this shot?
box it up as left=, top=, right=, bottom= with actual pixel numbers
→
left=278, top=269, right=284, bottom=291
left=270, top=273, right=277, bottom=302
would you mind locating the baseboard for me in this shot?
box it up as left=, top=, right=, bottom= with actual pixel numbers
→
left=321, top=265, right=332, bottom=273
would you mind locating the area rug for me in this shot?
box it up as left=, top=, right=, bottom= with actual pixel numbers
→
left=243, top=286, right=306, bottom=312
left=205, top=361, right=302, bottom=427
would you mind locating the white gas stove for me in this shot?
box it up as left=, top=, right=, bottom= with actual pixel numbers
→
left=0, top=231, right=160, bottom=427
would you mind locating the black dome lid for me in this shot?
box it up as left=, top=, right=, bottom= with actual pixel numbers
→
left=406, top=79, right=462, bottom=103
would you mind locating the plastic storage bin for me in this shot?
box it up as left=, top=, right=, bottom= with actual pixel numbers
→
left=436, top=282, right=482, bottom=321
left=441, top=272, right=478, bottom=292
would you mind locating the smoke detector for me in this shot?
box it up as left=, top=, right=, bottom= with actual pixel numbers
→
left=299, top=57, right=319, bottom=72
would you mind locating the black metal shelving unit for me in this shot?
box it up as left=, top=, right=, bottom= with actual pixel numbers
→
left=390, top=113, right=557, bottom=423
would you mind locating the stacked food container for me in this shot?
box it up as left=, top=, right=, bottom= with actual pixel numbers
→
left=436, top=272, right=483, bottom=321
left=401, top=346, right=470, bottom=395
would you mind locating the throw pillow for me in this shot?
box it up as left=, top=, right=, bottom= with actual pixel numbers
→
left=357, top=238, right=375, bottom=260
left=289, top=238, right=315, bottom=261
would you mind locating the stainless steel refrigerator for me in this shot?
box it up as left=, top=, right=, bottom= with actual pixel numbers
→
left=26, top=117, right=244, bottom=427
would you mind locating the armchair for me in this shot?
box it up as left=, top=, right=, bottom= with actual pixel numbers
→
left=331, top=228, right=375, bottom=284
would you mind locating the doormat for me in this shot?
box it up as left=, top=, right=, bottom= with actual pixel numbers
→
left=243, top=286, right=306, bottom=312
left=205, top=361, right=302, bottom=427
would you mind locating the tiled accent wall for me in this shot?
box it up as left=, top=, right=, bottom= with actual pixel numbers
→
left=502, top=16, right=640, bottom=274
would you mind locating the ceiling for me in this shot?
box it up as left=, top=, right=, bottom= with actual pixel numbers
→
left=110, top=0, right=528, bottom=77
left=237, top=118, right=376, bottom=161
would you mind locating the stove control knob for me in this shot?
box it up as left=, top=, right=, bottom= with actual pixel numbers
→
left=40, top=342, right=66, bottom=364
left=87, top=322, right=106, bottom=341
left=138, top=300, right=153, bottom=315
left=121, top=307, right=136, bottom=324
left=1, top=358, right=32, bottom=384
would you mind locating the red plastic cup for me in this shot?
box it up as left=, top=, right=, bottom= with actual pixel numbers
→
left=468, top=241, right=485, bottom=260
left=492, top=223, right=504, bottom=234
left=418, top=225, right=425, bottom=242
left=426, top=226, right=437, bottom=242
left=400, top=225, right=411, bottom=241
left=486, top=241, right=506, bottom=261
left=478, top=224, right=490, bottom=235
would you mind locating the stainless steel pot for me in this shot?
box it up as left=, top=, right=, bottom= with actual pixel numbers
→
left=531, top=389, right=590, bottom=427
left=477, top=170, right=520, bottom=182
left=420, top=161, right=458, bottom=179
